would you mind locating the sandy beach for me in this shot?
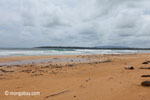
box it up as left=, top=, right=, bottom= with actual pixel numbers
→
left=0, top=53, right=150, bottom=100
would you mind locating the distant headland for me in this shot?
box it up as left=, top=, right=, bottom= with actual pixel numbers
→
left=35, top=46, right=150, bottom=50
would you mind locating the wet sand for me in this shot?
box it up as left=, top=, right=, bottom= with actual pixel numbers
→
left=0, top=53, right=150, bottom=100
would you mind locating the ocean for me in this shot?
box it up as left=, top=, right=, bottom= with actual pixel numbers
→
left=0, top=48, right=150, bottom=57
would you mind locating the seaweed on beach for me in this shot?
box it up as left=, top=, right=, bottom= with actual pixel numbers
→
left=20, top=69, right=32, bottom=73
left=0, top=69, right=14, bottom=73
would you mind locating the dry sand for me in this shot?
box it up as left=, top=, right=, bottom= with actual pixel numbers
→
left=0, top=53, right=150, bottom=100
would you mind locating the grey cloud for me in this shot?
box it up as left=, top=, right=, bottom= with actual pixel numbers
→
left=0, top=0, right=150, bottom=47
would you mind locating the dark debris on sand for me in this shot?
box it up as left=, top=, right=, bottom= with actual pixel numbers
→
left=139, top=67, right=150, bottom=69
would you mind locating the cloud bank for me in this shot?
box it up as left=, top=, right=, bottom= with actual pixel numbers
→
left=0, top=0, right=150, bottom=47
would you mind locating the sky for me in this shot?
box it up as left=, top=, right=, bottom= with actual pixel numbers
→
left=0, top=0, right=150, bottom=48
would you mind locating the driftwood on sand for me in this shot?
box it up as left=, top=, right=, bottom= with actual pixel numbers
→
left=43, top=90, right=69, bottom=100
left=141, top=75, right=150, bottom=77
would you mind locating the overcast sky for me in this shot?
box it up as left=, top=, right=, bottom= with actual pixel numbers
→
left=0, top=0, right=150, bottom=48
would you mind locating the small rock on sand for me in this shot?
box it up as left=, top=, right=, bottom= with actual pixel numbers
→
left=125, top=65, right=134, bottom=70
left=141, top=81, right=150, bottom=86
left=142, top=61, right=150, bottom=64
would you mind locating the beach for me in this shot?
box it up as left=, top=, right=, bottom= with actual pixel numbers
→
left=0, top=53, right=150, bottom=100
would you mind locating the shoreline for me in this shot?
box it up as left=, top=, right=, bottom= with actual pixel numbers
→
left=1, top=53, right=150, bottom=100
left=0, top=52, right=144, bottom=62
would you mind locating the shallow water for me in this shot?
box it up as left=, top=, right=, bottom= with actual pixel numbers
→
left=0, top=58, right=90, bottom=66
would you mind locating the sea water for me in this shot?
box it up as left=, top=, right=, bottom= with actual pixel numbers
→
left=0, top=48, right=150, bottom=57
